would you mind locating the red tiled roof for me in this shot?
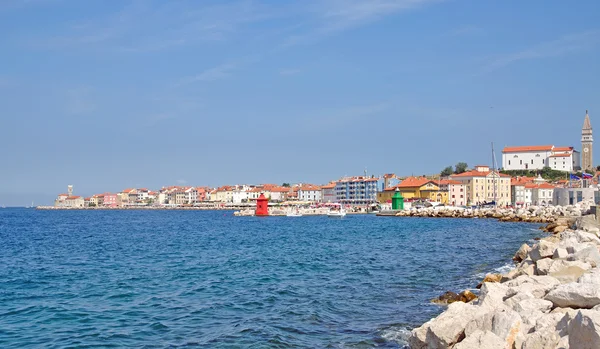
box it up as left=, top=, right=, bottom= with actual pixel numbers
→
left=397, top=176, right=432, bottom=188
left=122, top=188, right=135, bottom=193
left=58, top=193, right=68, bottom=196
left=320, top=182, right=336, bottom=189
left=502, top=145, right=553, bottom=153
left=511, top=176, right=535, bottom=185
left=298, top=185, right=321, bottom=191
left=524, top=183, right=555, bottom=189
left=67, top=196, right=81, bottom=199
left=271, top=187, right=291, bottom=192
left=553, top=146, right=573, bottom=152
left=549, top=153, right=571, bottom=158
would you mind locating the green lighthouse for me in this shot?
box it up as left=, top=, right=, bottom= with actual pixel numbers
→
left=391, top=188, right=404, bottom=210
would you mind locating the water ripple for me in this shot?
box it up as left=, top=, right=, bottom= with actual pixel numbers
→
left=0, top=209, right=543, bottom=348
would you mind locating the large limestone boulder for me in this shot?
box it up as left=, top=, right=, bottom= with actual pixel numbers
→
left=553, top=247, right=569, bottom=259
left=568, top=310, right=600, bottom=349
left=464, top=308, right=522, bottom=349
left=536, top=258, right=554, bottom=275
left=408, top=321, right=429, bottom=349
left=477, top=282, right=509, bottom=309
left=522, top=328, right=561, bottom=349
left=453, top=330, right=504, bottom=349
left=504, top=275, right=560, bottom=298
left=578, top=268, right=600, bottom=285
left=568, top=245, right=600, bottom=267
left=530, top=240, right=557, bottom=262
left=548, top=260, right=592, bottom=283
left=513, top=298, right=553, bottom=326
left=545, top=283, right=600, bottom=308
left=515, top=258, right=537, bottom=277
left=424, top=302, right=480, bottom=348
left=514, top=243, right=532, bottom=262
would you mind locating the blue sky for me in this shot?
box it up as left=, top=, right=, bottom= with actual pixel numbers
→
left=1, top=0, right=599, bottom=205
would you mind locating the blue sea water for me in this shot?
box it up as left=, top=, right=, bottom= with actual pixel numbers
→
left=0, top=209, right=543, bottom=348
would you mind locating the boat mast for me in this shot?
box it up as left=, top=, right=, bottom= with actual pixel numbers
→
left=492, top=142, right=497, bottom=207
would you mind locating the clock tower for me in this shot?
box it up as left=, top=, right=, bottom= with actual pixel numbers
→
left=582, top=110, right=593, bottom=172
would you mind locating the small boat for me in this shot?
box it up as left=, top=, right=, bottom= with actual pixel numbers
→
left=327, top=205, right=347, bottom=218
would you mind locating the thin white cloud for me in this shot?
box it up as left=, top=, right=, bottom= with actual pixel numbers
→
left=284, top=0, right=442, bottom=46
left=485, top=30, right=600, bottom=72
left=176, top=63, right=237, bottom=86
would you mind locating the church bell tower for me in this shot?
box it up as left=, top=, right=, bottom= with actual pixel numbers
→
left=582, top=110, right=593, bottom=172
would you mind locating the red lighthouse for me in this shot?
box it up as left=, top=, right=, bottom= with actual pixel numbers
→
left=255, top=193, right=269, bottom=216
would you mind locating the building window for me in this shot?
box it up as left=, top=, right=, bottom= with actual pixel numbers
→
left=531, top=159, right=534, bottom=164
left=509, top=160, right=511, bottom=165
left=520, top=160, right=523, bottom=165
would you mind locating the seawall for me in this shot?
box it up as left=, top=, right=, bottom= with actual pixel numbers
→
left=407, top=203, right=600, bottom=348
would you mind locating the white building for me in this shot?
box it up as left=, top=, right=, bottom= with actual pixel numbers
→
left=502, top=145, right=580, bottom=171
left=297, top=185, right=322, bottom=202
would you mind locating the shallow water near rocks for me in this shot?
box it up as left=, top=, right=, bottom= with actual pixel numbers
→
left=0, top=209, right=543, bottom=348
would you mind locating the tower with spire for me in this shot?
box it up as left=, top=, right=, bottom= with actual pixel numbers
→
left=582, top=110, right=593, bottom=172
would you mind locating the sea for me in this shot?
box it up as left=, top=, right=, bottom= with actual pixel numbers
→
left=0, top=209, right=543, bottom=348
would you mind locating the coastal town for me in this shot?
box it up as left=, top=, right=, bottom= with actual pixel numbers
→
left=50, top=111, right=599, bottom=211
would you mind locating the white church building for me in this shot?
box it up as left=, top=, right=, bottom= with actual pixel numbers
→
left=502, top=111, right=593, bottom=172
left=501, top=145, right=580, bottom=172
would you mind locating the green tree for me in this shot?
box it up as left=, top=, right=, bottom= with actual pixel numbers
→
left=455, top=162, right=468, bottom=174
left=440, top=166, right=453, bottom=177
left=282, top=183, right=291, bottom=187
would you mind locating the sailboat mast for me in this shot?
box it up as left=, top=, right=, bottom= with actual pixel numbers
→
left=492, top=142, right=497, bottom=206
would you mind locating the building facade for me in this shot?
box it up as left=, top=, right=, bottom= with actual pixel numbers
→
left=502, top=146, right=580, bottom=171
left=447, top=180, right=467, bottom=206
left=450, top=165, right=512, bottom=206
left=582, top=110, right=593, bottom=172
left=320, top=183, right=337, bottom=203
left=297, top=185, right=322, bottom=202
left=334, top=177, right=379, bottom=205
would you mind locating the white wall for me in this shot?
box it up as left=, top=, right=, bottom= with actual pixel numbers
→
left=502, top=151, right=551, bottom=170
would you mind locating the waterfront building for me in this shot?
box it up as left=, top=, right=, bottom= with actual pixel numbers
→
left=55, top=195, right=85, bottom=208
left=553, top=187, right=599, bottom=206
left=269, top=187, right=290, bottom=202
left=89, top=195, right=99, bottom=207
left=334, top=176, right=380, bottom=205
left=297, top=185, right=322, bottom=202
left=501, top=146, right=580, bottom=171
left=103, top=193, right=118, bottom=207
left=321, top=182, right=337, bottom=203
left=382, top=174, right=401, bottom=191
left=582, top=110, right=594, bottom=172
left=229, top=185, right=250, bottom=204
left=450, top=165, right=512, bottom=206
left=393, top=177, right=447, bottom=203
left=511, top=177, right=535, bottom=207
left=447, top=180, right=467, bottom=206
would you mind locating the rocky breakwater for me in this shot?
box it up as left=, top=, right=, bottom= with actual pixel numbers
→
left=408, top=214, right=600, bottom=349
left=395, top=202, right=592, bottom=224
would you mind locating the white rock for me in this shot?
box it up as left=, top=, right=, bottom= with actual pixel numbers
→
left=568, top=310, right=600, bottom=349
left=545, top=283, right=600, bottom=309
left=407, top=321, right=429, bottom=349
left=504, top=275, right=560, bottom=298
left=477, top=282, right=510, bottom=309
left=549, top=260, right=592, bottom=284
left=515, top=258, right=537, bottom=277
left=453, top=330, right=504, bottom=349
left=514, top=299, right=553, bottom=326
left=514, top=243, right=532, bottom=262
left=504, top=291, right=536, bottom=310
left=578, top=268, right=600, bottom=285
left=553, top=247, right=569, bottom=259
left=530, top=240, right=558, bottom=262
left=557, top=335, right=569, bottom=349
left=491, top=309, right=523, bottom=348
left=425, top=302, right=479, bottom=348
left=536, top=258, right=554, bottom=275
left=568, top=246, right=600, bottom=267
left=522, top=327, right=561, bottom=349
